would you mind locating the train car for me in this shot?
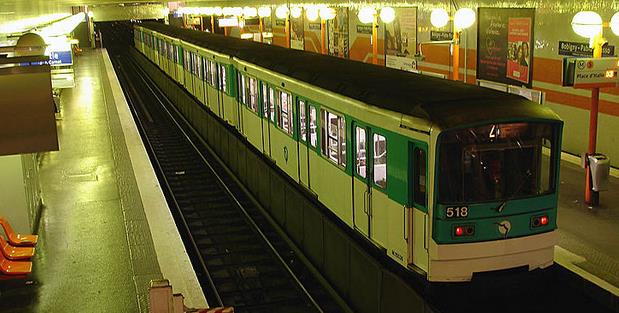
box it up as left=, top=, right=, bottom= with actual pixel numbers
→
left=133, top=22, right=563, bottom=282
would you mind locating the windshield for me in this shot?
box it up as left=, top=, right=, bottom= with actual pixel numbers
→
left=438, top=122, right=557, bottom=203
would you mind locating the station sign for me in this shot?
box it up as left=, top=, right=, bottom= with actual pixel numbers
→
left=218, top=17, right=238, bottom=27
left=430, top=31, right=453, bottom=41
left=563, top=57, right=619, bottom=88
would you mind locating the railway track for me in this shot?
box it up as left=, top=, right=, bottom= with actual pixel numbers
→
left=102, top=24, right=346, bottom=313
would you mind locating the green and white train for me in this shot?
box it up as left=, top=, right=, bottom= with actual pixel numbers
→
left=134, top=22, right=563, bottom=282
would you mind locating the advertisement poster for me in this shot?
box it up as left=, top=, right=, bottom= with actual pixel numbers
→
left=272, top=15, right=288, bottom=47
left=327, top=7, right=349, bottom=58
left=348, top=8, right=384, bottom=63
left=304, top=19, right=322, bottom=53
left=290, top=12, right=304, bottom=50
left=385, top=7, right=417, bottom=72
left=505, top=18, right=531, bottom=84
left=477, top=8, right=535, bottom=88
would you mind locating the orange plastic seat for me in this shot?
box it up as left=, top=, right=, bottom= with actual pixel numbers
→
left=0, top=217, right=38, bottom=246
left=0, top=236, right=35, bottom=260
left=0, top=250, right=32, bottom=275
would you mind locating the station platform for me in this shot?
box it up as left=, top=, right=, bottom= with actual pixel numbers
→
left=0, top=49, right=206, bottom=312
left=555, top=155, right=619, bottom=295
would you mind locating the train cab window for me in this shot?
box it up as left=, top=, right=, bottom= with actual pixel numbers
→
left=248, top=77, right=258, bottom=113
left=299, top=100, right=307, bottom=142
left=320, top=109, right=346, bottom=167
left=280, top=92, right=293, bottom=135
left=269, top=87, right=276, bottom=123
left=355, top=127, right=367, bottom=178
left=413, top=148, right=427, bottom=206
left=309, top=106, right=318, bottom=148
left=373, top=134, right=387, bottom=188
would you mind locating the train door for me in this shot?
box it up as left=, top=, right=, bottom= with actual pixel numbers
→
left=297, top=98, right=310, bottom=188
left=260, top=82, right=271, bottom=156
left=352, top=123, right=370, bottom=237
left=408, top=143, right=428, bottom=268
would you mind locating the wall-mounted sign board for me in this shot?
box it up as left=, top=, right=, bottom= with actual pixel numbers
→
left=563, top=57, right=619, bottom=88
left=559, top=41, right=615, bottom=58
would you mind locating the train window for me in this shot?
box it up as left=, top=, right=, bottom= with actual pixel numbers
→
left=299, top=100, right=306, bottom=142
left=269, top=87, right=276, bottom=123
left=239, top=74, right=247, bottom=104
left=248, top=77, right=258, bottom=113
left=414, top=148, right=427, bottom=206
left=373, top=134, right=387, bottom=188
left=309, top=106, right=317, bottom=148
left=355, top=127, right=367, bottom=178
left=175, top=46, right=181, bottom=64
left=183, top=51, right=190, bottom=71
left=280, top=92, right=293, bottom=135
left=320, top=109, right=346, bottom=167
left=218, top=64, right=227, bottom=92
left=262, top=83, right=269, bottom=118
left=209, top=61, right=217, bottom=86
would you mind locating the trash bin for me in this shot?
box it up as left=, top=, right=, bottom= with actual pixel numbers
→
left=588, top=153, right=610, bottom=192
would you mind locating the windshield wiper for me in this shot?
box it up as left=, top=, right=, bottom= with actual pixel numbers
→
left=495, top=169, right=532, bottom=213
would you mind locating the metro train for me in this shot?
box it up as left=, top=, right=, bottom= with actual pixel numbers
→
left=133, top=22, right=563, bottom=282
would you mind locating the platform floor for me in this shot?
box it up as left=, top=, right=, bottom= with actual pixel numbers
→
left=0, top=49, right=204, bottom=312
left=556, top=157, right=619, bottom=292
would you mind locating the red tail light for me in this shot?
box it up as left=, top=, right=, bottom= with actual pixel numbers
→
left=531, top=215, right=550, bottom=228
left=454, top=225, right=475, bottom=237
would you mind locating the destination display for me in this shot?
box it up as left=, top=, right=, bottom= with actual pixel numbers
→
left=477, top=8, right=535, bottom=88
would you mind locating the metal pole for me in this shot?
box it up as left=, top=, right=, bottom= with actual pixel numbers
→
left=285, top=16, right=291, bottom=48
left=372, top=15, right=378, bottom=64
left=211, top=16, right=215, bottom=33
left=259, top=17, right=264, bottom=43
left=585, top=35, right=603, bottom=206
left=453, top=31, right=460, bottom=81
left=321, top=19, right=327, bottom=54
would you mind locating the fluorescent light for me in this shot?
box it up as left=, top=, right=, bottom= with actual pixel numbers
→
left=37, top=12, right=85, bottom=37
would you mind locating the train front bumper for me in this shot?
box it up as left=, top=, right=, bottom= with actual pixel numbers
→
left=427, top=230, right=557, bottom=282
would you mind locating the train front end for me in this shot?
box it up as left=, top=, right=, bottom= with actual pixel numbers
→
left=428, top=120, right=562, bottom=281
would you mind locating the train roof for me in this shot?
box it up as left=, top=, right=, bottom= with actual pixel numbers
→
left=139, top=22, right=561, bottom=130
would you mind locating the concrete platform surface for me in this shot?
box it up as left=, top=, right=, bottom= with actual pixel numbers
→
left=556, top=154, right=619, bottom=295
left=0, top=49, right=205, bottom=312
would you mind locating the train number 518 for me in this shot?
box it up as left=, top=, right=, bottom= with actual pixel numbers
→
left=446, top=206, right=468, bottom=218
